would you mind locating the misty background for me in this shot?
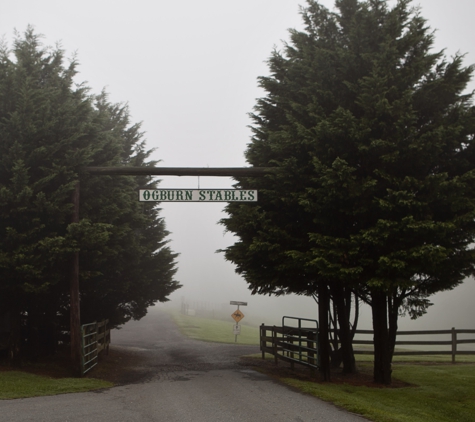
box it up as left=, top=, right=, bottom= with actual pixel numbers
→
left=2, top=0, right=474, bottom=330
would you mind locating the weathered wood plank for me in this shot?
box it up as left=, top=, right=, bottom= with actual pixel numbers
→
left=85, top=167, right=271, bottom=177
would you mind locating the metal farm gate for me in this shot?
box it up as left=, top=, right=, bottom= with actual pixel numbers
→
left=260, top=316, right=319, bottom=370
left=81, top=319, right=110, bottom=375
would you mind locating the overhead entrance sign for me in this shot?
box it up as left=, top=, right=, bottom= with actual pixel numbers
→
left=139, top=189, right=257, bottom=202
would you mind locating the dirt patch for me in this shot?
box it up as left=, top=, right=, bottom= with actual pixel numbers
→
left=0, top=346, right=150, bottom=384
left=85, top=347, right=153, bottom=384
left=0, top=347, right=74, bottom=378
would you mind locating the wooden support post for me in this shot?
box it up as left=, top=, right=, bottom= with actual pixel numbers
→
left=273, top=326, right=278, bottom=365
left=70, top=181, right=82, bottom=376
left=452, top=327, right=456, bottom=364
left=308, top=331, right=317, bottom=377
left=307, top=331, right=316, bottom=366
left=260, top=324, right=265, bottom=359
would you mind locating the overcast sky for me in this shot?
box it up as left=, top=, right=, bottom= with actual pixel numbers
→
left=2, top=0, right=475, bottom=329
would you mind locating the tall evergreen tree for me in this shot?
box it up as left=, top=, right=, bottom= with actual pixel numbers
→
left=221, top=0, right=475, bottom=384
left=0, top=28, right=180, bottom=359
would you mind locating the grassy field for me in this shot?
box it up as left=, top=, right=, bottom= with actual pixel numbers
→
left=171, top=312, right=475, bottom=422
left=0, top=370, right=112, bottom=399
left=283, top=363, right=475, bottom=422
left=170, top=311, right=260, bottom=345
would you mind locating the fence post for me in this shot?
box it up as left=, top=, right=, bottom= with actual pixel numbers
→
left=307, top=331, right=317, bottom=376
left=289, top=328, right=295, bottom=370
left=260, top=324, right=265, bottom=359
left=307, top=331, right=316, bottom=367
left=273, top=326, right=278, bottom=365
left=452, top=327, right=457, bottom=364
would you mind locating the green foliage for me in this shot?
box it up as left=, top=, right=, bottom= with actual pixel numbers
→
left=0, top=27, right=180, bottom=354
left=221, top=0, right=475, bottom=383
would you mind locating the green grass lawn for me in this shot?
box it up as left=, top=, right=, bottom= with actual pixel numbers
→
left=283, top=362, right=475, bottom=422
left=170, top=311, right=260, bottom=345
left=0, top=370, right=112, bottom=399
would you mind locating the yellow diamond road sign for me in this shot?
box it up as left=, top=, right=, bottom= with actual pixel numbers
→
left=231, top=309, right=244, bottom=323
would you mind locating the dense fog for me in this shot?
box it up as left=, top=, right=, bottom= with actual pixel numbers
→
left=3, top=0, right=474, bottom=334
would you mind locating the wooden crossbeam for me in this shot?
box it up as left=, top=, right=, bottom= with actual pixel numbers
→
left=85, top=167, right=270, bottom=177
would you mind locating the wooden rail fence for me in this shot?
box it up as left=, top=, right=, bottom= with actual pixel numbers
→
left=352, top=328, right=475, bottom=363
left=81, top=319, right=110, bottom=376
left=260, top=325, right=475, bottom=368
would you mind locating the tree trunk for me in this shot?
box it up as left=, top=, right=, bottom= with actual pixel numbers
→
left=351, top=292, right=359, bottom=340
left=329, top=297, right=342, bottom=368
left=371, top=290, right=392, bottom=385
left=332, top=284, right=356, bottom=373
left=387, top=294, right=400, bottom=363
left=318, top=282, right=331, bottom=381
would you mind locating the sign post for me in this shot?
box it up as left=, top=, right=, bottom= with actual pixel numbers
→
left=230, top=301, right=247, bottom=343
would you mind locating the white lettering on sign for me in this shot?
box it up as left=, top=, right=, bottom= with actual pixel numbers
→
left=139, top=189, right=258, bottom=202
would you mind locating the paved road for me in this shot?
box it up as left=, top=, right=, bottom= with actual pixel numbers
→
left=0, top=310, right=367, bottom=421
